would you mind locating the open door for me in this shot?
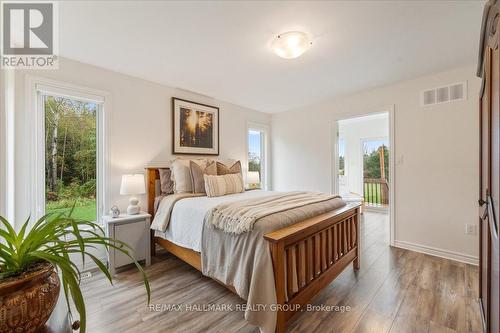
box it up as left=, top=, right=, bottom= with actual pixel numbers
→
left=478, top=2, right=500, bottom=332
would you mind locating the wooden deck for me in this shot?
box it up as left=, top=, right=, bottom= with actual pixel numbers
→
left=80, top=212, right=482, bottom=333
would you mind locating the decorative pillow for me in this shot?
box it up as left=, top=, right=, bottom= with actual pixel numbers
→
left=216, top=160, right=242, bottom=176
left=215, top=158, right=238, bottom=166
left=171, top=158, right=207, bottom=193
left=158, top=168, right=174, bottom=194
left=190, top=160, right=217, bottom=194
left=204, top=173, right=245, bottom=197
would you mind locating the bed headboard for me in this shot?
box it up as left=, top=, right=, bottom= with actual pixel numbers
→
left=145, top=167, right=168, bottom=219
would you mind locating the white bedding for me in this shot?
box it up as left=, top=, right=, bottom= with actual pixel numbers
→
left=154, top=190, right=276, bottom=251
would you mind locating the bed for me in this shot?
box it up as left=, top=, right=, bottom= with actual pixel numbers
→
left=146, top=167, right=361, bottom=333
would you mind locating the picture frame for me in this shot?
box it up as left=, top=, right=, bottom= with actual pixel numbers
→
left=172, top=97, right=219, bottom=155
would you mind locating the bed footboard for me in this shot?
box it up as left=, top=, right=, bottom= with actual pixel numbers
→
left=146, top=167, right=361, bottom=333
left=264, top=204, right=361, bottom=333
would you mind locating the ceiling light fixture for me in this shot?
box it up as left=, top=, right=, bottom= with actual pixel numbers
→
left=271, top=31, right=312, bottom=59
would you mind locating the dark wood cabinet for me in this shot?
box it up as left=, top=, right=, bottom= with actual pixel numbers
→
left=478, top=1, right=500, bottom=332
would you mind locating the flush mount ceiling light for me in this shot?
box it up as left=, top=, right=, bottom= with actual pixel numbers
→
left=271, top=31, right=312, bottom=59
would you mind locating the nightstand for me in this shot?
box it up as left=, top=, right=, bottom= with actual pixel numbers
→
left=103, top=212, right=151, bottom=276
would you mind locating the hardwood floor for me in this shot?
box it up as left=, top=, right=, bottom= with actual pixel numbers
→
left=81, top=212, right=482, bottom=333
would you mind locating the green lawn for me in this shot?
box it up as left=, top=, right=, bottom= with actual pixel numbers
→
left=46, top=201, right=97, bottom=221
left=364, top=183, right=384, bottom=205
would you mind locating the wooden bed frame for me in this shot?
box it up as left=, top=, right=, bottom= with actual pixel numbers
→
left=146, top=167, right=361, bottom=333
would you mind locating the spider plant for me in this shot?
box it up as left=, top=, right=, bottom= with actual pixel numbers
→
left=0, top=210, right=151, bottom=333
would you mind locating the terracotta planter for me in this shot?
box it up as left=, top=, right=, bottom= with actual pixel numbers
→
left=0, top=263, right=60, bottom=333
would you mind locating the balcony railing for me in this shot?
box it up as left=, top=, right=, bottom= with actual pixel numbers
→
left=363, top=178, right=389, bottom=206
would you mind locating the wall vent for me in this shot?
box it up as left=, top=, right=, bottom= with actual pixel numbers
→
left=421, top=81, right=467, bottom=106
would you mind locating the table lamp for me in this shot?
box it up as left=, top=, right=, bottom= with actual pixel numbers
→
left=120, top=174, right=145, bottom=215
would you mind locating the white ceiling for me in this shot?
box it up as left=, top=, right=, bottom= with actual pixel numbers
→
left=59, top=1, right=485, bottom=113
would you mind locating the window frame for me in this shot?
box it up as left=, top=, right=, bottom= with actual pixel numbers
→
left=1, top=70, right=15, bottom=222
left=246, top=122, right=270, bottom=190
left=27, top=76, right=110, bottom=225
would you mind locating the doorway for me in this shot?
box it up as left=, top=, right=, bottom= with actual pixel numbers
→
left=333, top=110, right=394, bottom=245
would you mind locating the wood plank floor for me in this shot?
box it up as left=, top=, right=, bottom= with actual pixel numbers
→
left=81, top=212, right=482, bottom=333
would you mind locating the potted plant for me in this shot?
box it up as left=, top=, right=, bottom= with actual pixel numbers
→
left=0, top=211, right=150, bottom=333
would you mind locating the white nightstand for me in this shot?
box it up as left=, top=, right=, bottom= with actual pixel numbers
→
left=103, top=212, right=151, bottom=276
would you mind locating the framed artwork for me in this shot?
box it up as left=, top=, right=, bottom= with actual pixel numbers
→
left=172, top=97, right=219, bottom=155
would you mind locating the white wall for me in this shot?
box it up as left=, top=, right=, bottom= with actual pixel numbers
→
left=0, top=71, right=6, bottom=219
left=4, top=58, right=270, bottom=270
left=338, top=113, right=389, bottom=196
left=3, top=59, right=480, bottom=266
left=8, top=57, right=271, bottom=223
left=272, top=65, right=480, bottom=263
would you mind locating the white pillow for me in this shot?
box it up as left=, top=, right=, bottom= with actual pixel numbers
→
left=204, top=173, right=245, bottom=197
left=170, top=158, right=207, bottom=193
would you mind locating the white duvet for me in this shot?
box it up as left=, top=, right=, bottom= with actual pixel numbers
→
left=154, top=190, right=275, bottom=251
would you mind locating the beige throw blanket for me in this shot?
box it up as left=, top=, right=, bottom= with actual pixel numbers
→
left=201, top=193, right=346, bottom=333
left=205, top=191, right=339, bottom=234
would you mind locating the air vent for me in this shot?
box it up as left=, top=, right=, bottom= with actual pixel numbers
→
left=423, top=89, right=436, bottom=105
left=450, top=83, right=464, bottom=100
left=421, top=81, right=467, bottom=106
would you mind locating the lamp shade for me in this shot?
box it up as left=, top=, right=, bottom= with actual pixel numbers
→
left=247, top=171, right=260, bottom=184
left=120, top=174, right=145, bottom=195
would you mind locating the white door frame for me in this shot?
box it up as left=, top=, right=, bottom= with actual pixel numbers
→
left=331, top=106, right=396, bottom=246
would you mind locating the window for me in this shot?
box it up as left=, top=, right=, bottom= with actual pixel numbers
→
left=338, top=138, right=345, bottom=176
left=337, top=138, right=347, bottom=195
left=362, top=139, right=389, bottom=206
left=31, top=78, right=108, bottom=223
left=362, top=139, right=389, bottom=179
left=247, top=124, right=269, bottom=189
left=44, top=96, right=98, bottom=221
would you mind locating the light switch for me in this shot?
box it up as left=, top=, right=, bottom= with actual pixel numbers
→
left=465, top=224, right=477, bottom=235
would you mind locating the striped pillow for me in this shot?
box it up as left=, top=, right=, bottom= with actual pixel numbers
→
left=204, top=173, right=245, bottom=197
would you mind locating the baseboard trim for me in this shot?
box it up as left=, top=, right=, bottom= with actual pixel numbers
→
left=393, top=240, right=479, bottom=266
left=72, top=254, right=108, bottom=272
